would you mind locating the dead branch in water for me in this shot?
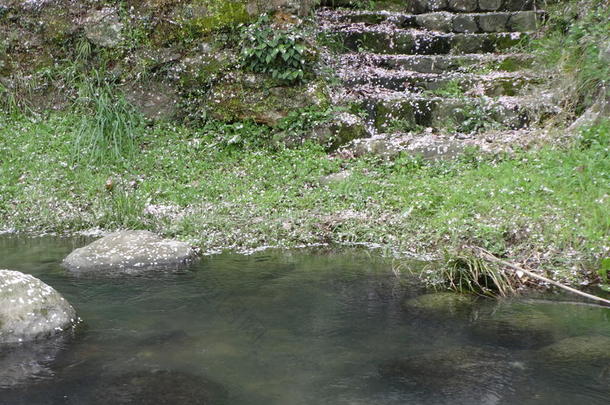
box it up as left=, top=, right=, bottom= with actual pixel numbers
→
left=471, top=246, right=610, bottom=307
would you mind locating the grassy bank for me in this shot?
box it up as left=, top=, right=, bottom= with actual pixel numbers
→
left=1, top=112, right=608, bottom=286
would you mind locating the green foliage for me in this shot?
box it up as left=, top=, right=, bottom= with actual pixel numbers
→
left=579, top=119, right=610, bottom=152
left=385, top=118, right=423, bottom=134
left=598, top=258, right=610, bottom=289
left=439, top=249, right=514, bottom=297
left=530, top=0, right=610, bottom=113
left=181, top=0, right=250, bottom=37
left=240, top=14, right=312, bottom=83
left=426, top=79, right=464, bottom=98
left=276, top=106, right=336, bottom=134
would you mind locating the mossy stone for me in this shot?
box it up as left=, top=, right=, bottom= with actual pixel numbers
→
left=471, top=304, right=556, bottom=348
left=537, top=335, right=610, bottom=368
left=402, top=292, right=475, bottom=318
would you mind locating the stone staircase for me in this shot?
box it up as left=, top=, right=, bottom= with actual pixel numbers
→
left=317, top=0, right=558, bottom=158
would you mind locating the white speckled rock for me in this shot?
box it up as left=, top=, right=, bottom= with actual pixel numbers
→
left=0, top=270, right=77, bottom=344
left=62, top=231, right=198, bottom=274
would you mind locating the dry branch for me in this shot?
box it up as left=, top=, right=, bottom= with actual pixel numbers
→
left=471, top=246, right=610, bottom=307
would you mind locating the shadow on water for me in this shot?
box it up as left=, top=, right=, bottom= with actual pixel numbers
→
left=0, top=236, right=608, bottom=404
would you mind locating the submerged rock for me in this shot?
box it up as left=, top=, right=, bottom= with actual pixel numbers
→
left=402, top=292, right=475, bottom=318
left=0, top=269, right=77, bottom=344
left=0, top=338, right=66, bottom=388
left=471, top=303, right=556, bottom=349
left=91, top=369, right=228, bottom=405
left=536, top=335, right=610, bottom=385
left=62, top=231, right=198, bottom=274
left=380, top=346, right=525, bottom=401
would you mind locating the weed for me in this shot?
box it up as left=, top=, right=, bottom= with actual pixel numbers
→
left=72, top=70, right=144, bottom=164
left=529, top=0, right=610, bottom=114
left=240, top=14, right=313, bottom=83
left=438, top=249, right=515, bottom=296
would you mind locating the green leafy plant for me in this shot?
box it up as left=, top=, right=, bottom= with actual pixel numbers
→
left=240, top=14, right=312, bottom=83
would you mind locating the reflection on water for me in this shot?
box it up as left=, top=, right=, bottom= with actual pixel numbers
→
left=0, top=236, right=609, bottom=404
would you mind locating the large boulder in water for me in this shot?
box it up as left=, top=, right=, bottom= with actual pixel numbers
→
left=0, top=270, right=77, bottom=344
left=62, top=231, right=198, bottom=274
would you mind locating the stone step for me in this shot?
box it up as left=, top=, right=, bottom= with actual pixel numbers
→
left=342, top=70, right=542, bottom=96
left=335, top=53, right=535, bottom=75
left=319, top=0, right=540, bottom=14
left=330, top=28, right=530, bottom=55
left=318, top=10, right=544, bottom=33
left=346, top=128, right=541, bottom=159
left=346, top=91, right=557, bottom=133
left=372, top=53, right=534, bottom=73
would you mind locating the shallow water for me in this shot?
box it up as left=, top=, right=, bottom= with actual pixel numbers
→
left=0, top=236, right=609, bottom=405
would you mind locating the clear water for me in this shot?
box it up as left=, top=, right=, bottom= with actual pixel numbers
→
left=0, top=236, right=609, bottom=405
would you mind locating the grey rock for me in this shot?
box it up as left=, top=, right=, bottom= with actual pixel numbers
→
left=426, top=0, right=450, bottom=11
left=508, top=11, right=539, bottom=32
left=453, top=14, right=480, bottom=33
left=307, top=112, right=368, bottom=151
left=62, top=231, right=198, bottom=274
left=569, top=88, right=610, bottom=130
left=416, top=12, right=453, bottom=32
left=478, top=0, right=503, bottom=11
left=448, top=0, right=478, bottom=12
left=505, top=0, right=534, bottom=11
left=478, top=13, right=510, bottom=32
left=124, top=81, right=180, bottom=121
left=83, top=7, right=123, bottom=48
left=0, top=269, right=77, bottom=344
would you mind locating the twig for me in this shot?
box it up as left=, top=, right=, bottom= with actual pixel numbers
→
left=471, top=246, right=610, bottom=307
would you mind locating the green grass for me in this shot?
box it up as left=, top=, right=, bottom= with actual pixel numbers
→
left=0, top=112, right=608, bottom=285
left=529, top=0, right=610, bottom=115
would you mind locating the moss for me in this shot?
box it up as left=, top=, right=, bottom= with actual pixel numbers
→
left=181, top=0, right=251, bottom=38
left=208, top=74, right=329, bottom=126
left=402, top=292, right=475, bottom=318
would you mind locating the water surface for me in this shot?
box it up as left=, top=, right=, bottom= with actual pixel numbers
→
left=0, top=236, right=608, bottom=404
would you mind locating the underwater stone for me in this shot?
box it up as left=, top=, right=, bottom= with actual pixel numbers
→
left=471, top=303, right=556, bottom=349
left=62, top=231, right=198, bottom=274
left=402, top=292, right=475, bottom=318
left=0, top=269, right=77, bottom=344
left=380, top=346, right=526, bottom=401
left=535, top=335, right=610, bottom=382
